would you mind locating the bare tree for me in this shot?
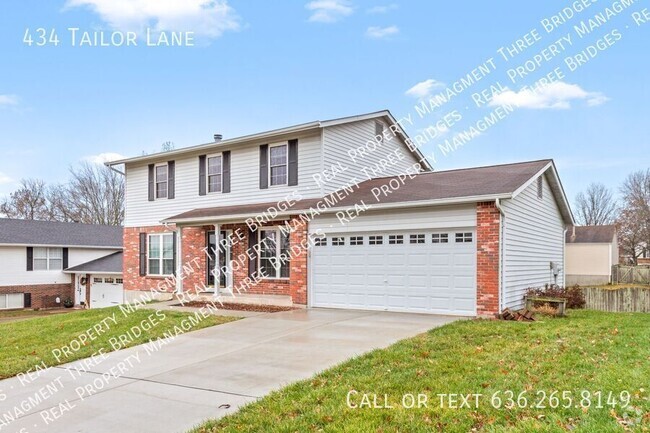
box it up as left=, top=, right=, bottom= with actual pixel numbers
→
left=64, top=162, right=124, bottom=225
left=0, top=179, right=49, bottom=220
left=574, top=183, right=618, bottom=225
left=618, top=169, right=650, bottom=264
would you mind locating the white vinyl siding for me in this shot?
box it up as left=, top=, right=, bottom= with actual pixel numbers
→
left=124, top=131, right=322, bottom=227
left=501, top=173, right=566, bottom=310
left=0, top=247, right=121, bottom=286
left=310, top=204, right=476, bottom=235
left=321, top=118, right=423, bottom=194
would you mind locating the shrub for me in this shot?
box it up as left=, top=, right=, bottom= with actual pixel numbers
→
left=525, top=284, right=585, bottom=309
left=532, top=304, right=560, bottom=316
left=63, top=298, right=74, bottom=308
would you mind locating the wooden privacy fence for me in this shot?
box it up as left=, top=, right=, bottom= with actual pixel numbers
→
left=611, top=265, right=650, bottom=284
left=582, top=287, right=650, bottom=312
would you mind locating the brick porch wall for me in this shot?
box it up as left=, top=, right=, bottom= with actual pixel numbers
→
left=124, top=216, right=309, bottom=305
left=0, top=284, right=74, bottom=309
left=476, top=201, right=501, bottom=317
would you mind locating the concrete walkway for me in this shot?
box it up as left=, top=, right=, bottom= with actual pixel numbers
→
left=0, top=309, right=459, bottom=433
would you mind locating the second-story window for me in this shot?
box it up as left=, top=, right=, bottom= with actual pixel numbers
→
left=155, top=164, right=168, bottom=199
left=207, top=155, right=223, bottom=193
left=269, top=144, right=288, bottom=186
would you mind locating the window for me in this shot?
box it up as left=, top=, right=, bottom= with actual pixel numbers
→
left=93, top=277, right=103, bottom=283
left=388, top=234, right=404, bottom=245
left=332, top=237, right=345, bottom=246
left=259, top=228, right=290, bottom=279
left=314, top=237, right=327, bottom=246
left=350, top=236, right=364, bottom=245
left=369, top=235, right=383, bottom=245
left=537, top=176, right=543, bottom=199
left=115, top=278, right=124, bottom=284
left=104, top=277, right=115, bottom=284
left=432, top=233, right=449, bottom=244
left=455, top=232, right=473, bottom=243
left=0, top=293, right=24, bottom=310
left=375, top=121, right=384, bottom=142
left=269, top=144, right=288, bottom=186
left=410, top=234, right=425, bottom=244
left=155, top=164, right=168, bottom=199
left=33, top=247, right=63, bottom=270
left=148, top=233, right=174, bottom=276
left=207, top=155, right=223, bottom=193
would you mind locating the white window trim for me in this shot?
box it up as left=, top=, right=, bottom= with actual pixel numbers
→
left=33, top=247, right=63, bottom=271
left=155, top=163, right=168, bottom=200
left=258, top=227, right=290, bottom=280
left=206, top=152, right=224, bottom=194
left=147, top=233, right=174, bottom=276
left=268, top=143, right=288, bottom=187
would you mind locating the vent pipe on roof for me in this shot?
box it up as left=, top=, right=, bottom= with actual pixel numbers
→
left=214, top=134, right=223, bottom=143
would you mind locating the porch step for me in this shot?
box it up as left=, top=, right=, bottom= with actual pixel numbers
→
left=194, top=293, right=294, bottom=308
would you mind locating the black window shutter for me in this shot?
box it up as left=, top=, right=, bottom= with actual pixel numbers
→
left=259, top=144, right=269, bottom=189
left=148, top=164, right=155, bottom=201
left=198, top=155, right=207, bottom=196
left=167, top=161, right=175, bottom=199
left=26, top=247, right=33, bottom=271
left=222, top=151, right=231, bottom=193
left=139, top=233, right=147, bottom=276
left=248, top=228, right=258, bottom=278
left=62, top=248, right=69, bottom=270
left=288, top=139, right=298, bottom=186
left=24, top=293, right=32, bottom=308
left=172, top=232, right=177, bottom=276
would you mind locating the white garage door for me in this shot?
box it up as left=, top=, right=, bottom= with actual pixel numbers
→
left=310, top=230, right=476, bottom=315
left=90, top=275, right=124, bottom=308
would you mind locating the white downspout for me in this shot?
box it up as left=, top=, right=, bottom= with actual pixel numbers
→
left=564, top=226, right=569, bottom=287
left=495, top=198, right=506, bottom=312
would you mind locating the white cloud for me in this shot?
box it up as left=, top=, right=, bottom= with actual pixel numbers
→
left=64, top=0, right=240, bottom=39
left=306, top=0, right=353, bottom=23
left=367, top=3, right=398, bottom=14
left=365, top=25, right=399, bottom=39
left=489, top=81, right=609, bottom=110
left=405, top=79, right=445, bottom=98
left=83, top=152, right=126, bottom=164
left=0, top=95, right=18, bottom=106
left=0, top=172, right=14, bottom=185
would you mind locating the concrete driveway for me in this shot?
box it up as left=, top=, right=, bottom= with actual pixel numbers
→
left=0, top=309, right=459, bottom=433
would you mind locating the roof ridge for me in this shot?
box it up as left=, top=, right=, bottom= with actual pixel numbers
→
left=0, top=217, right=122, bottom=229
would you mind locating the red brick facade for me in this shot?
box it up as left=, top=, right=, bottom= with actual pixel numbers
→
left=124, top=215, right=310, bottom=305
left=0, top=283, right=74, bottom=309
left=476, top=201, right=501, bottom=317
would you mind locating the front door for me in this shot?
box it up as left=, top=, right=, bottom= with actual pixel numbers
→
left=207, top=230, right=230, bottom=290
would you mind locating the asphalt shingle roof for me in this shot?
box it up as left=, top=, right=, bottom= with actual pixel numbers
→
left=0, top=218, right=123, bottom=248
left=566, top=225, right=617, bottom=243
left=65, top=251, right=123, bottom=273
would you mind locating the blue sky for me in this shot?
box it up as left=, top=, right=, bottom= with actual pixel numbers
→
left=0, top=0, right=648, bottom=205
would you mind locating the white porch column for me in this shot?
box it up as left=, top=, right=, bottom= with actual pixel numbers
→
left=214, top=223, right=220, bottom=295
left=176, top=226, right=183, bottom=293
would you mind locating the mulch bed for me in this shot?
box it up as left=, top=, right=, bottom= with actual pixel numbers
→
left=176, top=301, right=296, bottom=313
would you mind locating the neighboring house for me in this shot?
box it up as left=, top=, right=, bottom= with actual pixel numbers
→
left=108, top=110, right=574, bottom=317
left=566, top=225, right=618, bottom=285
left=0, top=218, right=123, bottom=309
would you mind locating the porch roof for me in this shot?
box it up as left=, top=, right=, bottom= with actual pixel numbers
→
left=163, top=159, right=569, bottom=225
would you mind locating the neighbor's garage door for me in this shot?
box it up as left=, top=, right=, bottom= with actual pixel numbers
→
left=310, top=230, right=476, bottom=315
left=90, top=275, right=124, bottom=308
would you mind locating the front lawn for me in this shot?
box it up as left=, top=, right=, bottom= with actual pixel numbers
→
left=0, top=306, right=238, bottom=379
left=194, top=310, right=650, bottom=432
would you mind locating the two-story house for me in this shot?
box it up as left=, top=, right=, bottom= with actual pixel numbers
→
left=109, top=110, right=574, bottom=317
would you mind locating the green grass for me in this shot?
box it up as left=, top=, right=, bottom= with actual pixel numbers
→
left=193, top=310, right=650, bottom=433
left=0, top=306, right=238, bottom=379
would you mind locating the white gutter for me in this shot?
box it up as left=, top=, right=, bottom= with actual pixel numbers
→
left=164, top=193, right=513, bottom=225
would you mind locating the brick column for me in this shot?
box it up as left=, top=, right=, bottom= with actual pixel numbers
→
left=476, top=201, right=501, bottom=317
left=289, top=216, right=308, bottom=305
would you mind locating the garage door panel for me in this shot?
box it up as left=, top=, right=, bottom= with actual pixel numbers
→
left=90, top=275, right=124, bottom=309
left=311, top=229, right=476, bottom=315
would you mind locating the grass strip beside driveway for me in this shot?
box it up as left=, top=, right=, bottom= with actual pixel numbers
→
left=193, top=310, right=650, bottom=433
left=0, top=306, right=238, bottom=379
